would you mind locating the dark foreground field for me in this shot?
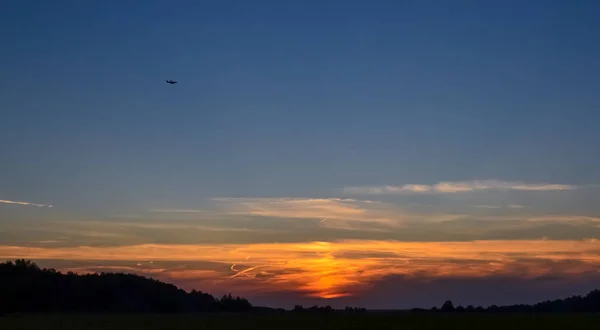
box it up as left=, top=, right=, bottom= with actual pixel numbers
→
left=2, top=313, right=600, bottom=330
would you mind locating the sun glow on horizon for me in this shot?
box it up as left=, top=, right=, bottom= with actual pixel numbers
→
left=1, top=239, right=599, bottom=299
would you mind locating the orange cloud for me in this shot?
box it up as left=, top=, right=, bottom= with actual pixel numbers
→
left=1, top=239, right=599, bottom=300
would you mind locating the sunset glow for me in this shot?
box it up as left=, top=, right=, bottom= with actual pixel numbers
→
left=2, top=239, right=599, bottom=300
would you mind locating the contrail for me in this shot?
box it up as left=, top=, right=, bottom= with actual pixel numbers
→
left=245, top=256, right=251, bottom=260
left=227, top=265, right=268, bottom=279
left=0, top=199, right=53, bottom=208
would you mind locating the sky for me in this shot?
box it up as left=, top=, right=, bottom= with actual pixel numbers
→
left=1, top=0, right=600, bottom=309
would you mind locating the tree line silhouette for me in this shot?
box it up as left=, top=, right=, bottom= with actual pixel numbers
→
left=412, top=292, right=600, bottom=313
left=0, top=259, right=251, bottom=313
left=1, top=259, right=600, bottom=314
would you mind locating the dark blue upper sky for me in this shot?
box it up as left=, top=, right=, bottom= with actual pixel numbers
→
left=1, top=0, right=599, bottom=214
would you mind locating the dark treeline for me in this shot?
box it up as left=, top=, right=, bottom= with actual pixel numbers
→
left=0, top=260, right=251, bottom=313
left=292, top=305, right=367, bottom=314
left=2, top=260, right=600, bottom=314
left=411, top=290, right=600, bottom=313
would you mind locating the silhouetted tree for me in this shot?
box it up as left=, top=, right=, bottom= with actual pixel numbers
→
left=441, top=300, right=455, bottom=312
left=345, top=306, right=367, bottom=313
left=292, top=304, right=335, bottom=314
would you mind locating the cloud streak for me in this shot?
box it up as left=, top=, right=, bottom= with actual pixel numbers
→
left=343, top=180, right=577, bottom=195
left=147, top=209, right=208, bottom=213
left=473, top=204, right=525, bottom=209
left=212, top=197, right=400, bottom=228
left=0, top=199, right=53, bottom=208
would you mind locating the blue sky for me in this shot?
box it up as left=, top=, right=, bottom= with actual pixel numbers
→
left=1, top=0, right=600, bottom=309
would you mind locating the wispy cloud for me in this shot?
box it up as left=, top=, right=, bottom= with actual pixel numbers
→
left=147, top=209, right=209, bottom=213
left=0, top=199, right=53, bottom=208
left=106, top=214, right=142, bottom=219
left=212, top=197, right=400, bottom=228
left=473, top=204, right=526, bottom=209
left=213, top=198, right=365, bottom=218
left=525, top=215, right=600, bottom=223
left=343, top=180, right=577, bottom=195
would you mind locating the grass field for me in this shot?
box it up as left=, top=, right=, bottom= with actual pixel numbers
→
left=2, top=313, right=600, bottom=330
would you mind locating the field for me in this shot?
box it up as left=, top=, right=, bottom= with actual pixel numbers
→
left=2, top=313, right=600, bottom=330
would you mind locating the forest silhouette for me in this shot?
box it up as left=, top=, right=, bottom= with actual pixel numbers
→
left=1, top=259, right=599, bottom=314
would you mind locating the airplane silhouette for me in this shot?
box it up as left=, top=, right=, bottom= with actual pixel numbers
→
left=166, top=80, right=177, bottom=84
